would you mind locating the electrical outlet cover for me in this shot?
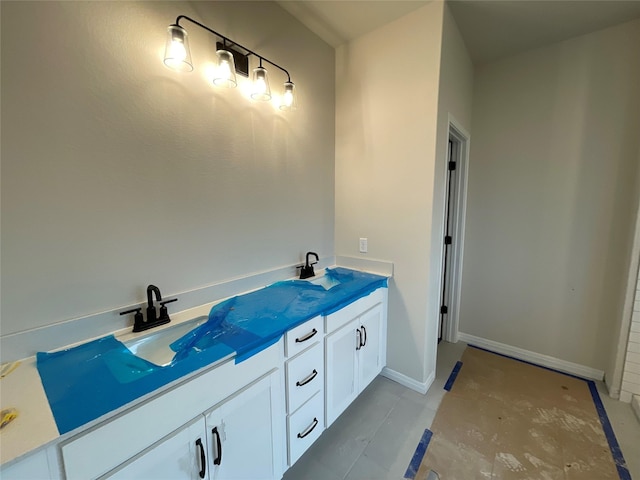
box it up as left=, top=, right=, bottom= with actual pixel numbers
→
left=359, top=238, right=368, bottom=253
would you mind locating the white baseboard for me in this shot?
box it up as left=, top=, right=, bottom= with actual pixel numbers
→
left=457, top=332, right=604, bottom=381
left=381, top=367, right=434, bottom=395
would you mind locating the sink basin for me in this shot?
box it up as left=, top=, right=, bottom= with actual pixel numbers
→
left=303, top=274, right=341, bottom=290
left=123, top=316, right=208, bottom=367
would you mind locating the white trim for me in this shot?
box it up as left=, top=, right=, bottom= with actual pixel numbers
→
left=444, top=115, right=470, bottom=344
left=381, top=367, right=434, bottom=395
left=458, top=332, right=605, bottom=381
left=608, top=198, right=640, bottom=397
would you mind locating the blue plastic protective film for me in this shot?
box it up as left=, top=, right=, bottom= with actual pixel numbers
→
left=37, top=267, right=387, bottom=434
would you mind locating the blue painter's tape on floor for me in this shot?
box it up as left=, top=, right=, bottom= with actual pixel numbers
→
left=404, top=428, right=433, bottom=479
left=444, top=361, right=463, bottom=391
left=587, top=381, right=631, bottom=480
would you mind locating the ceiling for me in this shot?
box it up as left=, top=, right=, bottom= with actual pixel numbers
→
left=277, top=0, right=640, bottom=65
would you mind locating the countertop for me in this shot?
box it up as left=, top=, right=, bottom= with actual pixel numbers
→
left=0, top=267, right=387, bottom=467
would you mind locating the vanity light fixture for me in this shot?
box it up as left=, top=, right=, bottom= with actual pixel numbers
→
left=163, top=15, right=297, bottom=109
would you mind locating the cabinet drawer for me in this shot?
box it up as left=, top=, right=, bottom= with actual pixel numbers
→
left=287, top=391, right=324, bottom=466
left=285, top=316, right=322, bottom=358
left=286, top=342, right=323, bottom=413
left=325, top=288, right=385, bottom=334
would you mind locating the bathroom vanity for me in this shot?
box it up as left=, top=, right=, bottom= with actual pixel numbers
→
left=1, top=269, right=388, bottom=480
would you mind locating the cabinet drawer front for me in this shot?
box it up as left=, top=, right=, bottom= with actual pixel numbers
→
left=287, top=391, right=324, bottom=466
left=325, top=288, right=385, bottom=334
left=285, top=316, right=323, bottom=358
left=285, top=343, right=324, bottom=414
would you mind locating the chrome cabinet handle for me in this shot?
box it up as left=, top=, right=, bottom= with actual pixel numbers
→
left=356, top=328, right=362, bottom=350
left=361, top=325, right=367, bottom=347
left=297, top=417, right=319, bottom=439
left=195, top=438, right=206, bottom=479
left=212, top=427, right=222, bottom=466
left=296, top=369, right=318, bottom=387
left=295, top=328, right=318, bottom=343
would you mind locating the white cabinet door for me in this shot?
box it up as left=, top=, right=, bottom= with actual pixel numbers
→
left=325, top=319, right=359, bottom=427
left=358, top=303, right=384, bottom=391
left=1, top=447, right=59, bottom=480
left=105, top=418, right=208, bottom=480
left=204, top=371, right=282, bottom=480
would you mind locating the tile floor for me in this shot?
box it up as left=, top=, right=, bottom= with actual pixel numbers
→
left=283, top=341, right=640, bottom=480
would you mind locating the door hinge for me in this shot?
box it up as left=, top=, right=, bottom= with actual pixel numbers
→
left=444, top=235, right=452, bottom=245
left=448, top=161, right=456, bottom=171
left=440, top=305, right=448, bottom=314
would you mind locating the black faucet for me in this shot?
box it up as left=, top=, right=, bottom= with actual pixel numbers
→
left=120, top=285, right=177, bottom=332
left=299, top=252, right=319, bottom=279
left=146, top=285, right=163, bottom=325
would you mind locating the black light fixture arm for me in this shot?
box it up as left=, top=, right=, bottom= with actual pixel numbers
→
left=175, top=15, right=292, bottom=82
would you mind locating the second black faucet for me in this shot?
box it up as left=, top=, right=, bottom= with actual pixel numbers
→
left=299, top=252, right=319, bottom=279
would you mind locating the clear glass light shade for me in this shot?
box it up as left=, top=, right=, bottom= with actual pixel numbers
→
left=163, top=25, right=193, bottom=72
left=212, top=50, right=237, bottom=88
left=250, top=66, right=271, bottom=101
left=279, top=82, right=297, bottom=111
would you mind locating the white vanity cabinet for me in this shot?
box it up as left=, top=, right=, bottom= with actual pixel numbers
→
left=61, top=341, right=284, bottom=480
left=2, top=283, right=388, bottom=479
left=325, top=288, right=387, bottom=427
left=204, top=370, right=282, bottom=480
left=104, top=370, right=283, bottom=480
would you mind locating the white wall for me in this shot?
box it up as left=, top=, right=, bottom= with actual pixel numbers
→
left=430, top=3, right=474, bottom=357
left=0, top=2, right=335, bottom=339
left=335, top=2, right=445, bottom=385
left=459, top=18, right=640, bottom=372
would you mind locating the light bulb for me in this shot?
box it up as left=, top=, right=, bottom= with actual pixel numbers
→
left=283, top=90, right=293, bottom=107
left=255, top=78, right=267, bottom=95
left=168, top=41, right=186, bottom=65
left=212, top=50, right=237, bottom=88
left=251, top=66, right=271, bottom=101
left=279, top=82, right=296, bottom=111
left=218, top=60, right=231, bottom=78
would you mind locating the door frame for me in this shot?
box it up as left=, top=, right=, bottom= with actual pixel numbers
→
left=442, top=115, right=470, bottom=343
left=607, top=200, right=640, bottom=398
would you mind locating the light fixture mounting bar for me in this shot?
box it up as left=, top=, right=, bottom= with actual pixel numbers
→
left=175, top=15, right=292, bottom=82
